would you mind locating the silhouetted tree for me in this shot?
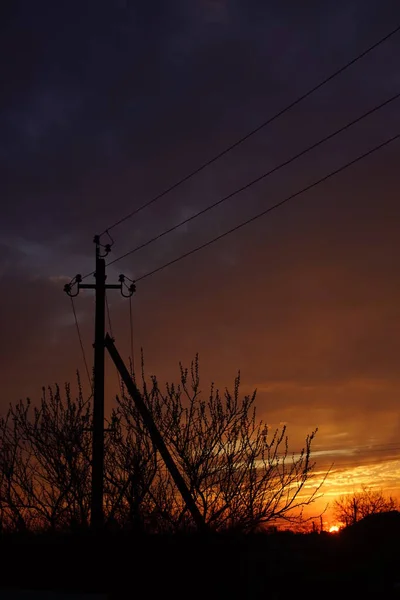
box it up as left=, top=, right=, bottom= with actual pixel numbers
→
left=103, top=384, right=158, bottom=531
left=0, top=358, right=325, bottom=532
left=0, top=376, right=92, bottom=531
left=113, top=355, right=326, bottom=532
left=334, top=485, right=398, bottom=527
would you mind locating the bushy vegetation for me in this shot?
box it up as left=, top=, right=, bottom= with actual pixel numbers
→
left=0, top=358, right=323, bottom=533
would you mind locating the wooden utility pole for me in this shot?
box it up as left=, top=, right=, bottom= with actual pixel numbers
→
left=65, top=235, right=205, bottom=532
left=64, top=235, right=135, bottom=530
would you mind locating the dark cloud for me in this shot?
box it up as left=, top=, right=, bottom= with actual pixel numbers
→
left=1, top=0, right=400, bottom=480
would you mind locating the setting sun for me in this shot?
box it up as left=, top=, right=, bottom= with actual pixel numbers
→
left=329, top=525, right=340, bottom=533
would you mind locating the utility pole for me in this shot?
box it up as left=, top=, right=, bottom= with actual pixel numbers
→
left=65, top=235, right=205, bottom=532
left=64, top=235, right=135, bottom=530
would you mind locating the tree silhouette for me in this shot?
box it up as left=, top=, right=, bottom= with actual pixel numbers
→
left=0, top=359, right=325, bottom=532
left=334, top=485, right=398, bottom=527
left=115, top=355, right=326, bottom=532
left=0, top=376, right=92, bottom=531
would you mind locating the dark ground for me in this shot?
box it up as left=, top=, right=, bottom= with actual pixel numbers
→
left=1, top=514, right=400, bottom=599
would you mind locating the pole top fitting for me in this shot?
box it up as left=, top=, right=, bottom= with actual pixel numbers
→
left=94, top=233, right=112, bottom=258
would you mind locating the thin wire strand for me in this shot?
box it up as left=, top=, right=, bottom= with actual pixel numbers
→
left=129, top=295, right=135, bottom=380
left=131, top=133, right=399, bottom=282
left=105, top=292, right=123, bottom=395
left=101, top=23, right=400, bottom=235
left=106, top=93, right=399, bottom=270
left=105, top=292, right=114, bottom=338
left=70, top=297, right=92, bottom=390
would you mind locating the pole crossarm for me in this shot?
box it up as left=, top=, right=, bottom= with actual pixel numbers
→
left=104, top=333, right=207, bottom=532
left=64, top=279, right=135, bottom=296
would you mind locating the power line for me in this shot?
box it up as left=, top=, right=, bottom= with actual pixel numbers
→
left=129, top=295, right=135, bottom=380
left=131, top=133, right=399, bottom=282
left=100, top=23, right=400, bottom=236
left=106, top=93, right=399, bottom=270
left=105, top=291, right=123, bottom=395
left=70, top=297, right=92, bottom=390
left=105, top=292, right=114, bottom=338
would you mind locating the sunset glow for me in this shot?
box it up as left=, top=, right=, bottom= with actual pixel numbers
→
left=0, top=4, right=399, bottom=598
left=329, top=525, right=339, bottom=533
left=1, top=0, right=400, bottom=537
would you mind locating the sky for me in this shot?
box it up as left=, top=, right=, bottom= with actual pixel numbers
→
left=1, top=0, right=400, bottom=525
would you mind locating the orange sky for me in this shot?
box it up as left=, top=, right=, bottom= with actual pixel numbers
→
left=1, top=1, right=400, bottom=524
